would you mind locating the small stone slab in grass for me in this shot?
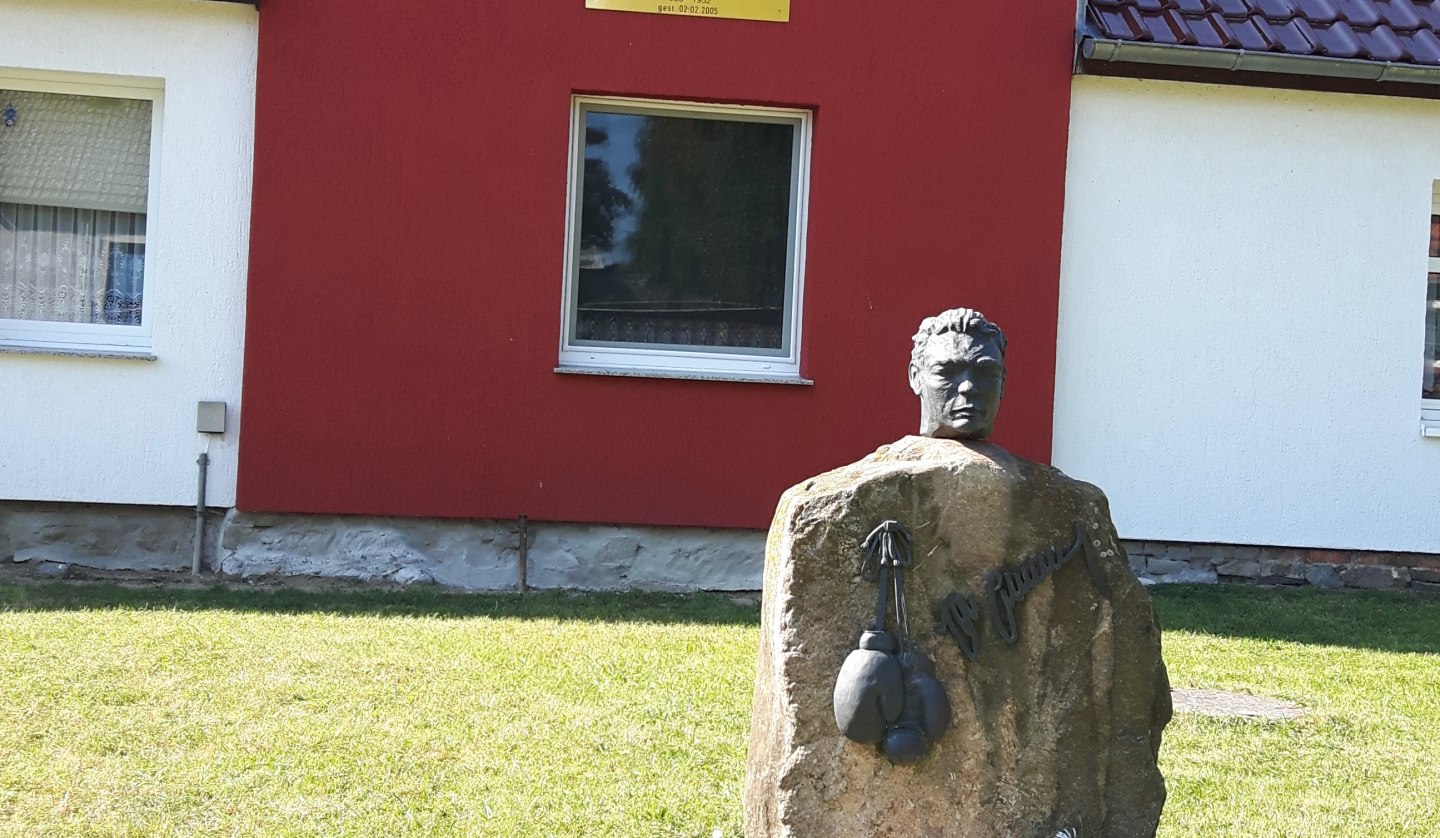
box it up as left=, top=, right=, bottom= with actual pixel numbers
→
left=1171, top=688, right=1304, bottom=721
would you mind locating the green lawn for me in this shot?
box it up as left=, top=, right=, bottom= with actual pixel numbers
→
left=1152, top=586, right=1440, bottom=837
left=1, top=583, right=1437, bottom=837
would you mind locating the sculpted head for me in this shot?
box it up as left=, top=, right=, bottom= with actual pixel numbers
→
left=908, top=308, right=1007, bottom=440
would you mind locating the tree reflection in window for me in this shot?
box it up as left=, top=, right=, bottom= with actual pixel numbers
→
left=577, top=108, right=795, bottom=352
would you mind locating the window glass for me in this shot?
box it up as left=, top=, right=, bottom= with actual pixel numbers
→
left=1426, top=269, right=1439, bottom=401
left=564, top=98, right=808, bottom=377
left=0, top=89, right=150, bottom=329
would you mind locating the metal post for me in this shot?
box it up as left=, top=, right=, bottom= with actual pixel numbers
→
left=191, top=452, right=209, bottom=575
left=517, top=514, right=529, bottom=594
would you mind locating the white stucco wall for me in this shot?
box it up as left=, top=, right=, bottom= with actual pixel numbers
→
left=0, top=0, right=256, bottom=507
left=1056, top=75, right=1440, bottom=554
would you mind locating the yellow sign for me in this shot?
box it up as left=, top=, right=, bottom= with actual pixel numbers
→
left=586, top=0, right=789, bottom=23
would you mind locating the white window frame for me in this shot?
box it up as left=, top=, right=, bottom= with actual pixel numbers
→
left=0, top=69, right=163, bottom=355
left=558, top=95, right=811, bottom=382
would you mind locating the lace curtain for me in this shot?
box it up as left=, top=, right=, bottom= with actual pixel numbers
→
left=0, top=89, right=150, bottom=327
left=0, top=203, right=146, bottom=325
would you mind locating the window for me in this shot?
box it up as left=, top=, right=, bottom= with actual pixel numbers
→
left=0, top=75, right=161, bottom=354
left=560, top=96, right=811, bottom=381
left=1426, top=191, right=1440, bottom=435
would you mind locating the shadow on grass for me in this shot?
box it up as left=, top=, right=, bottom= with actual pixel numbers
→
left=11, top=580, right=1434, bottom=645
left=0, top=581, right=760, bottom=626
left=1152, top=584, right=1440, bottom=654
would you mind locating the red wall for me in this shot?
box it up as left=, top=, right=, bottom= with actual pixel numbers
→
left=239, top=0, right=1077, bottom=530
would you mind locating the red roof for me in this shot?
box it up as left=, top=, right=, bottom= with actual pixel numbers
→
left=1086, top=0, right=1440, bottom=66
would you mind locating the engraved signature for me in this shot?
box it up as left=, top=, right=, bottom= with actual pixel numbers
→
left=934, top=521, right=1112, bottom=661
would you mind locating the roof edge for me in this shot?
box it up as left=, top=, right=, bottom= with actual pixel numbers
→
left=1079, top=36, right=1440, bottom=86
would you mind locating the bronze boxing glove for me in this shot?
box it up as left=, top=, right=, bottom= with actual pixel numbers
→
left=833, top=630, right=905, bottom=745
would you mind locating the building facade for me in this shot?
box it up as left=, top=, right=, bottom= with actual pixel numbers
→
left=221, top=0, right=1078, bottom=587
left=6, top=0, right=1435, bottom=591
left=0, top=0, right=258, bottom=571
left=1056, top=0, right=1440, bottom=589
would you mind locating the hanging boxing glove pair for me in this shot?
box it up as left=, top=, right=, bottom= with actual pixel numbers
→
left=832, top=520, right=952, bottom=765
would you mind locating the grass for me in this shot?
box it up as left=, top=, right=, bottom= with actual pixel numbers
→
left=1153, top=586, right=1440, bottom=837
left=0, top=586, right=757, bottom=837
left=1, top=582, right=1437, bottom=836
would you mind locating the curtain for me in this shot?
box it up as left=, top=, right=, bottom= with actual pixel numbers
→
left=1427, top=271, right=1439, bottom=400
left=0, top=88, right=150, bottom=327
left=0, top=203, right=146, bottom=325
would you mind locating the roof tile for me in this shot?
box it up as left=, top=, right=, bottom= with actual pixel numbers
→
left=1290, top=0, right=1342, bottom=23
left=1412, top=0, right=1440, bottom=29
left=1400, top=26, right=1440, bottom=62
left=1270, top=16, right=1324, bottom=50
left=1252, top=0, right=1299, bottom=19
left=1312, top=19, right=1366, bottom=54
left=1256, top=14, right=1292, bottom=46
left=1332, top=0, right=1382, bottom=26
left=1355, top=22, right=1408, bottom=57
left=1137, top=9, right=1182, bottom=40
left=1191, top=12, right=1245, bottom=45
left=1162, top=9, right=1203, bottom=42
left=1091, top=6, right=1147, bottom=38
left=1228, top=14, right=1283, bottom=47
left=1212, top=0, right=1256, bottom=18
left=1123, top=6, right=1161, bottom=39
left=1374, top=0, right=1424, bottom=30
left=1086, top=0, right=1440, bottom=70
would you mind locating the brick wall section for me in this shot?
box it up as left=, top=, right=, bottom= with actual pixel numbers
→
left=1121, top=540, right=1440, bottom=594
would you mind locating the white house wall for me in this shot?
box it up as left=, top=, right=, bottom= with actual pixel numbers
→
left=1057, top=75, right=1440, bottom=554
left=0, top=0, right=256, bottom=507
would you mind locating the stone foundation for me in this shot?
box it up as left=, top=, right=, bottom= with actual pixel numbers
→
left=218, top=510, right=764, bottom=591
left=3, top=500, right=1433, bottom=594
left=1, top=501, right=763, bottom=591
left=0, top=501, right=223, bottom=574
left=1123, top=540, right=1440, bottom=593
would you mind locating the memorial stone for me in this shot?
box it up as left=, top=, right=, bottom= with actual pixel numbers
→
left=744, top=309, right=1171, bottom=837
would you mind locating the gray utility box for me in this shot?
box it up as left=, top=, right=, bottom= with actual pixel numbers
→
left=196, top=401, right=227, bottom=434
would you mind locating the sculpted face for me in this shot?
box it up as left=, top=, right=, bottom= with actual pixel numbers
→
left=909, top=331, right=1005, bottom=440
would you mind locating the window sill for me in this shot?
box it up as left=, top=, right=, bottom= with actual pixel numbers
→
left=0, top=344, right=156, bottom=361
left=1423, top=423, right=1440, bottom=438
left=555, top=365, right=812, bottom=385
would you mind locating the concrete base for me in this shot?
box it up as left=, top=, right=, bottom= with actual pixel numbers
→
left=1, top=501, right=221, bottom=573
left=0, top=501, right=764, bottom=591
left=6, top=500, right=1434, bottom=595
left=220, top=510, right=766, bottom=591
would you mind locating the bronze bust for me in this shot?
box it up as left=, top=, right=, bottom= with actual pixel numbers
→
left=908, top=308, right=1007, bottom=440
